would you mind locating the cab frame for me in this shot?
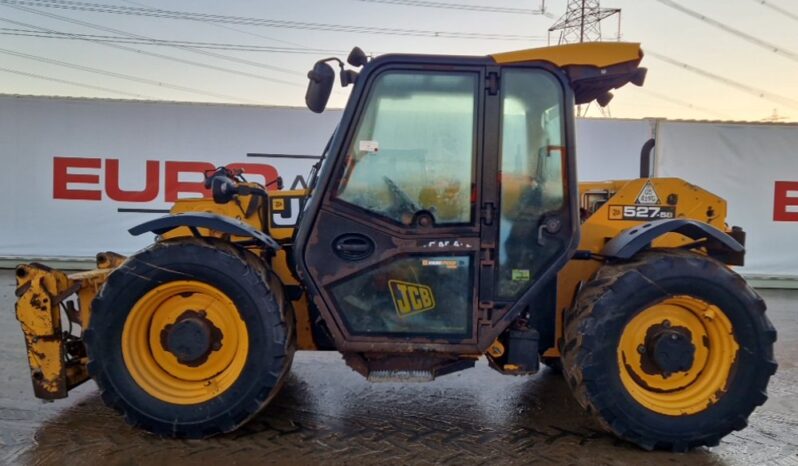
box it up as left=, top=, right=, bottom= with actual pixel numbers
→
left=294, top=52, right=581, bottom=354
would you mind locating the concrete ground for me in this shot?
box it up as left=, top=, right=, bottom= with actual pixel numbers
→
left=0, top=269, right=796, bottom=465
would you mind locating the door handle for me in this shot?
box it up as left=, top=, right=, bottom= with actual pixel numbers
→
left=336, top=241, right=370, bottom=253
left=537, top=214, right=563, bottom=246
left=333, top=234, right=375, bottom=261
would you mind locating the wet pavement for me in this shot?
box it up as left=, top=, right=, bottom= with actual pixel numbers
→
left=1, top=269, right=796, bottom=465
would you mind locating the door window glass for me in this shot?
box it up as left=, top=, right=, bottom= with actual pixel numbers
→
left=497, top=70, right=566, bottom=297
left=330, top=255, right=473, bottom=337
left=335, top=72, right=478, bottom=226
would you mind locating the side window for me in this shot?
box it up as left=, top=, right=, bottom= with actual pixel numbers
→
left=335, top=71, right=478, bottom=226
left=497, top=69, right=566, bottom=297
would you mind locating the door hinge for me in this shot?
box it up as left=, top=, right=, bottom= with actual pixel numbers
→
left=478, top=300, right=495, bottom=321
left=480, top=241, right=496, bottom=267
left=486, top=72, right=500, bottom=95
left=480, top=202, right=495, bottom=226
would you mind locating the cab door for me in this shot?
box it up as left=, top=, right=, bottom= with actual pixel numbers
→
left=297, top=61, right=575, bottom=353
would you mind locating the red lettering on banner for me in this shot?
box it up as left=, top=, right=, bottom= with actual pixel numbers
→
left=227, top=163, right=279, bottom=190
left=53, top=157, right=284, bottom=202
left=774, top=181, right=798, bottom=222
left=164, top=161, right=214, bottom=202
left=53, top=157, right=102, bottom=200
left=106, top=159, right=160, bottom=202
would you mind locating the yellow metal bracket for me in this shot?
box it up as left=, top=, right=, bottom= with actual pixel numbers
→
left=15, top=263, right=75, bottom=399
left=14, top=255, right=122, bottom=400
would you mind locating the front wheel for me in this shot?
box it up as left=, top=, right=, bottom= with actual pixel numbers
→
left=562, top=250, right=777, bottom=451
left=85, top=239, right=294, bottom=438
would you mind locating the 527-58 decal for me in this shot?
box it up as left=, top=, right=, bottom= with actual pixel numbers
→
left=609, top=205, right=676, bottom=220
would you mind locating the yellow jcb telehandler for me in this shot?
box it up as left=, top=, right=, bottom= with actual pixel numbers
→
left=14, top=42, right=777, bottom=451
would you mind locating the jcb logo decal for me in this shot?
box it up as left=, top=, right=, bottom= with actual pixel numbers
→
left=388, top=280, right=435, bottom=317
left=270, top=195, right=307, bottom=228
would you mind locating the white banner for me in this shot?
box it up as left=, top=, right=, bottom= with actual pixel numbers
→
left=2, top=95, right=794, bottom=277
left=575, top=118, right=655, bottom=181
left=656, top=121, right=798, bottom=277
left=0, top=95, right=339, bottom=257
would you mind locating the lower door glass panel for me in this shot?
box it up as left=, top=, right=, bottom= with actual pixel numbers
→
left=329, top=255, right=473, bottom=338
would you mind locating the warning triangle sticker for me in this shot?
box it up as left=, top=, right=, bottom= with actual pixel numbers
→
left=636, top=181, right=660, bottom=205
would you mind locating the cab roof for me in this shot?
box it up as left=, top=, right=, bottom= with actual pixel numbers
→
left=491, top=42, right=642, bottom=68
left=490, top=42, right=646, bottom=105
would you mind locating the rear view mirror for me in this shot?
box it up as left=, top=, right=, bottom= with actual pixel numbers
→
left=305, top=61, right=335, bottom=113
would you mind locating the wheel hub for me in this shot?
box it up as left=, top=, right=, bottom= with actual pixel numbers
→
left=160, top=310, right=223, bottom=367
left=617, top=296, right=740, bottom=415
left=642, top=323, right=695, bottom=376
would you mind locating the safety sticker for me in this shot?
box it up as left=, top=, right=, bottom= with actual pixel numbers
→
left=609, top=205, right=676, bottom=220
left=635, top=181, right=660, bottom=205
left=388, top=280, right=436, bottom=317
left=359, top=140, right=379, bottom=153
left=511, top=269, right=531, bottom=281
left=421, top=258, right=466, bottom=269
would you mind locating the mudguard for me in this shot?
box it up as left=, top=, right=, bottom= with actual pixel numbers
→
left=602, top=218, right=744, bottom=263
left=129, top=212, right=281, bottom=250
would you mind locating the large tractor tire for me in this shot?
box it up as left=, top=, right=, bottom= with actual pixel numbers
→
left=561, top=250, right=777, bottom=451
left=85, top=238, right=295, bottom=438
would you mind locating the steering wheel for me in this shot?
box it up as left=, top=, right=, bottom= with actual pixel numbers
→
left=383, top=176, right=419, bottom=222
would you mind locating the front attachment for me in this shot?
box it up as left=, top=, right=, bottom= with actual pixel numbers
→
left=14, top=256, right=119, bottom=399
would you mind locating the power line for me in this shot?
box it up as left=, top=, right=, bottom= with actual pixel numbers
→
left=750, top=0, right=798, bottom=23
left=636, top=88, right=732, bottom=119
left=647, top=50, right=798, bottom=111
left=0, top=65, right=153, bottom=98
left=119, top=0, right=312, bottom=49
left=0, top=16, right=304, bottom=88
left=0, top=0, right=546, bottom=41
left=3, top=3, right=306, bottom=77
left=653, top=0, right=798, bottom=64
left=0, top=47, right=259, bottom=103
left=354, top=0, right=549, bottom=15
left=0, top=28, right=349, bottom=54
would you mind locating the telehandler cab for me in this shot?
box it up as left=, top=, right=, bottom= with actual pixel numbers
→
left=14, top=42, right=776, bottom=451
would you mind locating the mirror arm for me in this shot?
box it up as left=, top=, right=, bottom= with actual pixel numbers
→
left=319, top=57, right=345, bottom=71
left=314, top=58, right=358, bottom=87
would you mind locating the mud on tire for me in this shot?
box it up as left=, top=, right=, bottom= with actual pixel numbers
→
left=561, top=250, right=777, bottom=451
left=84, top=238, right=295, bottom=438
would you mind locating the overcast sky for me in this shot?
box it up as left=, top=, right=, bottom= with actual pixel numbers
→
left=1, top=0, right=796, bottom=122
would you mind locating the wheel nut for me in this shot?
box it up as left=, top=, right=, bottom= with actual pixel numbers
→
left=662, top=320, right=671, bottom=328
left=637, top=344, right=646, bottom=354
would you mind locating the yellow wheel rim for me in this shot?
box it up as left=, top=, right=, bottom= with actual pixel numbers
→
left=617, top=295, right=739, bottom=416
left=122, top=280, right=249, bottom=405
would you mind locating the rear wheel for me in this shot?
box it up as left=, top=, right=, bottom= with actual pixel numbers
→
left=562, top=250, right=777, bottom=451
left=85, top=239, right=294, bottom=438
